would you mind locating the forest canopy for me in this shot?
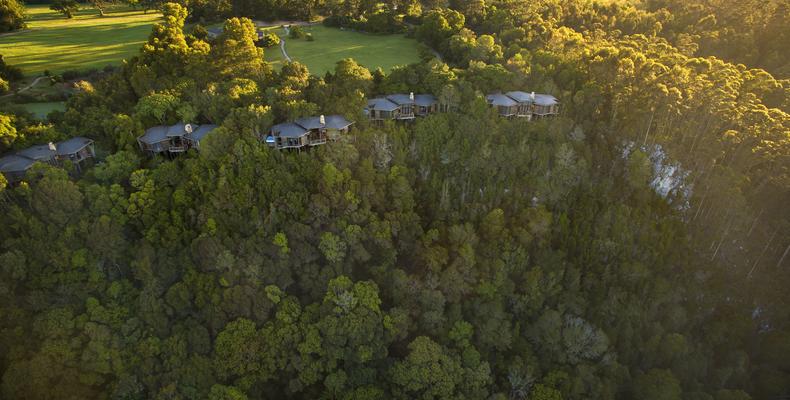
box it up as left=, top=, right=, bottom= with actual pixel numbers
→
left=0, top=1, right=788, bottom=400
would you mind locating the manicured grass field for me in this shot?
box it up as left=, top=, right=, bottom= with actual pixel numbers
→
left=264, top=25, right=421, bottom=75
left=0, top=5, right=161, bottom=76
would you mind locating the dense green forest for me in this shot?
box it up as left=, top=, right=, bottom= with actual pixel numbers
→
left=1, top=0, right=788, bottom=399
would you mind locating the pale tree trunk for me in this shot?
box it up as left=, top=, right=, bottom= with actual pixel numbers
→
left=748, top=229, right=777, bottom=279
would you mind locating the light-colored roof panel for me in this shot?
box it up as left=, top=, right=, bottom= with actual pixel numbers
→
left=505, top=91, right=533, bottom=103
left=414, top=94, right=437, bottom=107
left=271, top=122, right=309, bottom=139
left=139, top=126, right=169, bottom=145
left=0, top=154, right=35, bottom=173
left=56, top=137, right=93, bottom=156
left=325, top=115, right=353, bottom=130
left=367, top=97, right=399, bottom=111
left=166, top=123, right=193, bottom=138
left=18, top=144, right=56, bottom=161
left=189, top=124, right=218, bottom=143
left=533, top=94, right=558, bottom=106
left=486, top=93, right=517, bottom=107
left=294, top=116, right=324, bottom=130
left=386, top=94, right=415, bottom=105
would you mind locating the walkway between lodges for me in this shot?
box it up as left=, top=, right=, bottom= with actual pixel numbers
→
left=279, top=26, right=293, bottom=62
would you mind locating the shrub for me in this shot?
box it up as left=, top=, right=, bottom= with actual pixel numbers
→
left=260, top=33, right=280, bottom=47
left=289, top=25, right=306, bottom=39
left=305, top=33, right=314, bottom=41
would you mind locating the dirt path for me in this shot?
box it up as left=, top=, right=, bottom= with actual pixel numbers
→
left=1, top=76, right=46, bottom=99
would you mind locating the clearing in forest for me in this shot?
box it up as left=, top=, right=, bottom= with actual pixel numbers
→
left=0, top=5, right=161, bottom=76
left=264, top=24, right=421, bottom=75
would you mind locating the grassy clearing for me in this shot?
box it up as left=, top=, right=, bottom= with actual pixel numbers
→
left=0, top=5, right=161, bottom=76
left=264, top=25, right=421, bottom=75
left=17, top=102, right=66, bottom=119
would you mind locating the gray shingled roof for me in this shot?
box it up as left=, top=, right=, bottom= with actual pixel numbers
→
left=189, top=124, right=218, bottom=143
left=368, top=97, right=399, bottom=111
left=486, top=93, right=517, bottom=107
left=386, top=94, right=415, bottom=106
left=139, top=126, right=169, bottom=145
left=18, top=144, right=55, bottom=161
left=505, top=91, right=533, bottom=103
left=324, top=115, right=353, bottom=130
left=271, top=122, right=309, bottom=139
left=0, top=154, right=35, bottom=173
left=56, top=137, right=93, bottom=156
left=166, top=123, right=192, bottom=138
left=533, top=94, right=558, bottom=106
left=414, top=94, right=437, bottom=107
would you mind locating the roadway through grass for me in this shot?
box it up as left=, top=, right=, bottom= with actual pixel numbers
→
left=0, top=5, right=161, bottom=76
left=264, top=25, right=421, bottom=75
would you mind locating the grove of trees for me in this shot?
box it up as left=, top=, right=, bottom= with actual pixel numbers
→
left=0, top=1, right=788, bottom=399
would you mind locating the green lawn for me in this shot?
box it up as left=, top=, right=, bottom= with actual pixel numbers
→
left=264, top=25, right=421, bottom=75
left=17, top=101, right=66, bottom=119
left=0, top=5, right=161, bottom=76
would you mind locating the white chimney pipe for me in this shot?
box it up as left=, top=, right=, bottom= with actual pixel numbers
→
left=48, top=142, right=56, bottom=152
left=319, top=115, right=325, bottom=125
left=530, top=91, right=535, bottom=101
left=409, top=92, right=414, bottom=101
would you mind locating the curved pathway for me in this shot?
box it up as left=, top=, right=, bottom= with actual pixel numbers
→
left=1, top=76, right=46, bottom=98
left=280, top=26, right=292, bottom=62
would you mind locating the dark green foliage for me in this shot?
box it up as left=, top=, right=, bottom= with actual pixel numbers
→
left=0, top=0, right=26, bottom=32
left=49, top=0, right=79, bottom=18
left=0, top=1, right=787, bottom=400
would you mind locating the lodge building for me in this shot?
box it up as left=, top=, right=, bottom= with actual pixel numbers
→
left=137, top=123, right=219, bottom=156
left=266, top=114, right=354, bottom=150
left=0, top=137, right=95, bottom=184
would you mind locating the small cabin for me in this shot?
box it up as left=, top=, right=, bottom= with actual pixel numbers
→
left=414, top=94, right=439, bottom=117
left=0, top=154, right=35, bottom=184
left=486, top=93, right=518, bottom=118
left=386, top=93, right=416, bottom=120
left=367, top=98, right=400, bottom=121
left=267, top=115, right=354, bottom=150
left=532, top=94, right=560, bottom=118
left=166, top=123, right=193, bottom=153
left=55, top=137, right=95, bottom=171
left=138, top=126, right=171, bottom=155
left=268, top=122, right=310, bottom=149
left=505, top=91, right=535, bottom=119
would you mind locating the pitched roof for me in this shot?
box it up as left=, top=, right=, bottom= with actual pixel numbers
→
left=386, top=94, right=415, bottom=106
left=486, top=93, right=517, bottom=107
left=368, top=97, right=399, bottom=111
left=17, top=144, right=56, bottom=161
left=56, top=137, right=93, bottom=156
left=505, top=91, right=533, bottom=103
left=189, top=124, right=218, bottom=143
left=139, top=126, right=169, bottom=145
left=533, top=94, right=558, bottom=106
left=271, top=122, right=309, bottom=138
left=166, top=123, right=193, bottom=138
left=0, top=154, right=35, bottom=173
left=324, top=115, right=353, bottom=130
left=414, top=94, right=437, bottom=107
left=294, top=116, right=325, bottom=130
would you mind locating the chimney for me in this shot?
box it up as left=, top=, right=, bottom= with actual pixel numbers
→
left=409, top=92, right=414, bottom=101
left=48, top=142, right=56, bottom=152
left=530, top=91, right=535, bottom=101
left=185, top=123, right=193, bottom=134
left=319, top=115, right=325, bottom=125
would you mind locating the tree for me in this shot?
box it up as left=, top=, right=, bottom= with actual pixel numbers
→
left=633, top=369, right=682, bottom=400
left=50, top=0, right=79, bottom=18
left=0, top=0, right=26, bottom=32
